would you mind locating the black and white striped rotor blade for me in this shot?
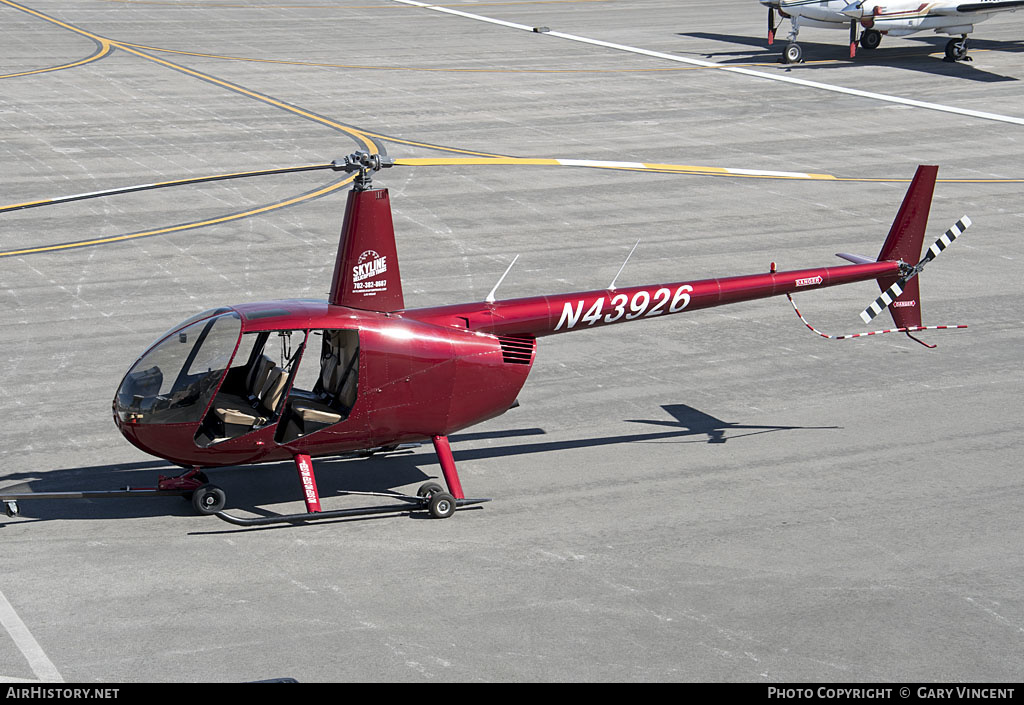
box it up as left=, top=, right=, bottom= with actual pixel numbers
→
left=919, top=216, right=971, bottom=267
left=860, top=216, right=971, bottom=323
left=860, top=279, right=906, bottom=324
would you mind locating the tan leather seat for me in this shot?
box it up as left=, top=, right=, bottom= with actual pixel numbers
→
left=212, top=354, right=275, bottom=412
left=259, top=367, right=289, bottom=413
left=291, top=403, right=342, bottom=425
left=337, top=354, right=358, bottom=409
left=214, top=366, right=289, bottom=428
left=320, top=353, right=342, bottom=395
left=247, top=355, right=275, bottom=398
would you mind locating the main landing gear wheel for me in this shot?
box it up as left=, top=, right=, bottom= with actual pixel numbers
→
left=428, top=492, right=456, bottom=519
left=191, top=484, right=226, bottom=515
left=782, top=43, right=803, bottom=64
left=860, top=29, right=882, bottom=50
left=944, top=37, right=971, bottom=62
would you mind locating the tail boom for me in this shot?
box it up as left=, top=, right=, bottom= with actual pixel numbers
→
left=403, top=165, right=955, bottom=342
left=407, top=260, right=901, bottom=338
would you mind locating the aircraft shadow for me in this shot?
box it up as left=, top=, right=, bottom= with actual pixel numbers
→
left=678, top=32, right=1021, bottom=81
left=0, top=404, right=838, bottom=526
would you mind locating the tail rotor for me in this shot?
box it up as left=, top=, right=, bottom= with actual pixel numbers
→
left=859, top=216, right=971, bottom=324
left=787, top=214, right=971, bottom=348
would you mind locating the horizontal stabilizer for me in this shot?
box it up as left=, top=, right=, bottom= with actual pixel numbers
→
left=836, top=252, right=876, bottom=265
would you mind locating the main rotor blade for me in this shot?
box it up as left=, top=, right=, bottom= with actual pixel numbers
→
left=392, top=157, right=835, bottom=180
left=0, top=163, right=334, bottom=214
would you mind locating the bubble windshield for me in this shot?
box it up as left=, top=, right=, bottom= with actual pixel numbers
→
left=115, top=312, right=242, bottom=425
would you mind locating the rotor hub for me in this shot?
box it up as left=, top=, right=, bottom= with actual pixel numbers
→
left=332, top=151, right=395, bottom=191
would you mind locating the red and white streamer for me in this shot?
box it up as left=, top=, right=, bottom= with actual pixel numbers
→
left=787, top=293, right=966, bottom=345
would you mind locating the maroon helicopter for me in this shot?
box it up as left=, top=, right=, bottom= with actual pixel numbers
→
left=2, top=155, right=968, bottom=525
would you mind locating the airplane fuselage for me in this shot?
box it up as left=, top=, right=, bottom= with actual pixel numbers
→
left=765, top=0, right=1002, bottom=35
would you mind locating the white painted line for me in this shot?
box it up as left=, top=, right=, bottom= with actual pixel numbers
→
left=391, top=0, right=534, bottom=30
left=391, top=1, right=1024, bottom=126
left=726, top=167, right=819, bottom=177
left=557, top=159, right=646, bottom=169
left=0, top=589, right=63, bottom=683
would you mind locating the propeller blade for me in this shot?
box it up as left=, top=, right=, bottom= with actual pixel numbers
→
left=768, top=7, right=776, bottom=45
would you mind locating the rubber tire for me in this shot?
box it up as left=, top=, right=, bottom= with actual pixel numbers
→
left=417, top=481, right=445, bottom=498
left=191, top=484, right=226, bottom=515
left=783, top=43, right=803, bottom=64
left=860, top=29, right=881, bottom=50
left=945, top=38, right=967, bottom=62
left=428, top=492, right=456, bottom=519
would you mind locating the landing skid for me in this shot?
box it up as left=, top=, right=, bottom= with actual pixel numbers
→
left=260, top=438, right=482, bottom=527
left=2, top=435, right=485, bottom=526
left=214, top=490, right=490, bottom=527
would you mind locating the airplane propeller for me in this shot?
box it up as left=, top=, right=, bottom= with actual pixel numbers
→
left=859, top=216, right=971, bottom=323
left=768, top=5, right=777, bottom=45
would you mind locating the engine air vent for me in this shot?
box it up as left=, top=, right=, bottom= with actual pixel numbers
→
left=497, top=335, right=535, bottom=365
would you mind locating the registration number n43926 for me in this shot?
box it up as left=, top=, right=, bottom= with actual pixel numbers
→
left=554, top=285, right=693, bottom=331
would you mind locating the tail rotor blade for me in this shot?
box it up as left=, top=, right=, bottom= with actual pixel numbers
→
left=919, top=215, right=971, bottom=267
left=860, top=280, right=905, bottom=323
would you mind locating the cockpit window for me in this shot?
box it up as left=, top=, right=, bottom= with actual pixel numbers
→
left=115, top=313, right=242, bottom=425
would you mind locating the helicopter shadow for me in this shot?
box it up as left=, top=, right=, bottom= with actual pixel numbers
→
left=0, top=404, right=838, bottom=526
left=678, top=32, right=1021, bottom=82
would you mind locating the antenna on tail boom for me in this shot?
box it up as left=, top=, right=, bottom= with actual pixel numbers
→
left=609, top=240, right=641, bottom=291
left=486, top=255, right=520, bottom=304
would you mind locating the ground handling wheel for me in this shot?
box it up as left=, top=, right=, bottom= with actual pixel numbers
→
left=191, top=484, right=226, bottom=515
left=428, top=491, right=456, bottom=519
left=417, top=481, right=445, bottom=499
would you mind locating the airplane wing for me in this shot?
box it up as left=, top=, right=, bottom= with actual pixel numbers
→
left=953, top=1, right=1024, bottom=12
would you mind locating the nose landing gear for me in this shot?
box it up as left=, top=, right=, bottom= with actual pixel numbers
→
left=944, top=35, right=972, bottom=62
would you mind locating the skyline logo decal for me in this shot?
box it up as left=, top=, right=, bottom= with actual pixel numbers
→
left=352, top=249, right=388, bottom=295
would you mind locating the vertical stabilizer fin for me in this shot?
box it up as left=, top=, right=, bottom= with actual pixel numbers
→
left=877, top=165, right=937, bottom=265
left=872, top=165, right=938, bottom=329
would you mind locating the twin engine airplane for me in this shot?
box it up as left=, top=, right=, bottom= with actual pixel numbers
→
left=760, top=0, right=1024, bottom=63
left=1, top=155, right=969, bottom=526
